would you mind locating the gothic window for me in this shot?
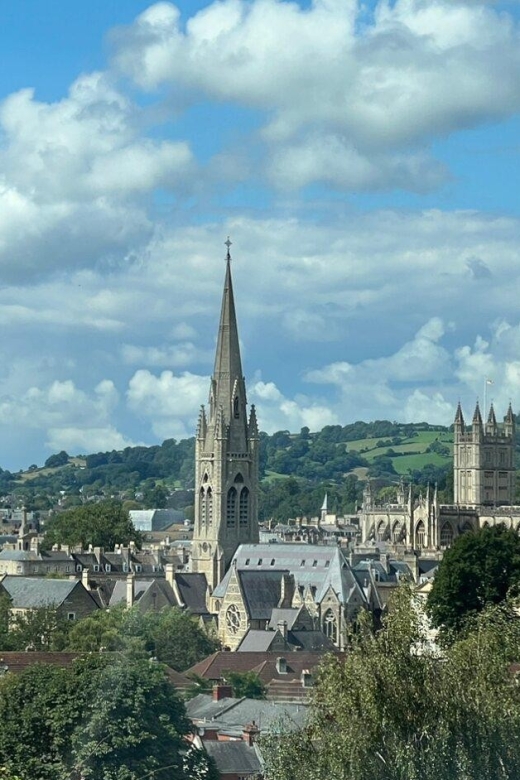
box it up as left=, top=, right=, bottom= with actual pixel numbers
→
left=207, top=487, right=213, bottom=527
left=226, top=487, right=237, bottom=528
left=461, top=521, right=473, bottom=534
left=239, top=487, right=249, bottom=527
left=203, top=473, right=209, bottom=483
left=199, top=487, right=206, bottom=526
left=440, top=523, right=453, bottom=548
left=415, top=520, right=425, bottom=549
left=376, top=521, right=386, bottom=542
left=226, top=604, right=241, bottom=635
left=392, top=521, right=401, bottom=543
left=233, top=396, right=240, bottom=418
left=323, top=609, right=338, bottom=645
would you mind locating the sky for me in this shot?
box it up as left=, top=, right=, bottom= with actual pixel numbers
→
left=0, top=0, right=520, bottom=471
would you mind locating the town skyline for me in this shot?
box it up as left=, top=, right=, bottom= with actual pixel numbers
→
left=0, top=0, right=519, bottom=470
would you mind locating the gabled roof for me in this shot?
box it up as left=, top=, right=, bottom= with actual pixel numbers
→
left=175, top=572, right=208, bottom=614
left=214, top=543, right=366, bottom=607
left=237, top=629, right=285, bottom=652
left=204, top=740, right=262, bottom=775
left=238, top=570, right=287, bottom=619
left=187, top=650, right=342, bottom=685
left=1, top=577, right=93, bottom=609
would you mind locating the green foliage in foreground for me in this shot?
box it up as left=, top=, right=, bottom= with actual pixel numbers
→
left=261, top=588, right=520, bottom=780
left=42, top=500, right=143, bottom=551
left=428, top=524, right=520, bottom=638
left=0, top=655, right=219, bottom=780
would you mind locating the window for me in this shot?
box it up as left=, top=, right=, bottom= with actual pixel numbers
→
left=325, top=560, right=330, bottom=568
left=245, top=558, right=250, bottom=565
left=226, top=604, right=241, bottom=634
left=271, top=559, right=276, bottom=566
left=199, top=487, right=206, bottom=525
left=312, top=560, right=318, bottom=567
left=226, top=487, right=237, bottom=528
left=67, top=613, right=76, bottom=621
left=239, top=487, right=249, bottom=527
left=76, top=564, right=82, bottom=573
left=440, top=523, right=453, bottom=548
left=258, top=559, right=263, bottom=565
left=105, top=564, right=111, bottom=573
left=233, top=396, right=240, bottom=418
left=323, top=609, right=338, bottom=644
left=207, top=487, right=213, bottom=527
left=93, top=565, right=100, bottom=572
left=300, top=560, right=305, bottom=566
left=415, top=521, right=425, bottom=549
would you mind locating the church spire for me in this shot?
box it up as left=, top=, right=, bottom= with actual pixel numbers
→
left=212, top=239, right=246, bottom=426
left=486, top=403, right=497, bottom=434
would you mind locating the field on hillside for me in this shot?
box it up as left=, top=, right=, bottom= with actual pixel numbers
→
left=346, top=429, right=453, bottom=473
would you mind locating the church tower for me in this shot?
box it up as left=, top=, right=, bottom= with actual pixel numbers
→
left=453, top=401, right=515, bottom=506
left=191, top=241, right=259, bottom=590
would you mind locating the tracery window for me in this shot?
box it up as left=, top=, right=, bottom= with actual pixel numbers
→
left=323, top=609, right=338, bottom=645
left=226, top=604, right=241, bottom=634
left=416, top=520, right=425, bottom=549
left=440, top=523, right=453, bottom=548
left=239, top=487, right=249, bottom=527
left=226, top=487, right=237, bottom=528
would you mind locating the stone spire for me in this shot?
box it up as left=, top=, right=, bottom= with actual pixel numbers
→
left=212, top=241, right=245, bottom=425
left=486, top=403, right=497, bottom=434
left=454, top=401, right=465, bottom=432
left=505, top=402, right=515, bottom=437
left=192, top=241, right=259, bottom=591
left=472, top=401, right=483, bottom=440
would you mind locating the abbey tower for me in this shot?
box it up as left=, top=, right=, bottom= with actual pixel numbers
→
left=191, top=242, right=259, bottom=590
left=453, top=401, right=515, bottom=506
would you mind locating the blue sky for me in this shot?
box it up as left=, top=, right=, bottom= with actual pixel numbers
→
left=0, top=0, right=520, bottom=471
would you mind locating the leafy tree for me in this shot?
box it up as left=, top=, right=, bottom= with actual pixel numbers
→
left=42, top=500, right=142, bottom=550
left=0, top=655, right=218, bottom=780
left=261, top=588, right=520, bottom=780
left=224, top=670, right=266, bottom=699
left=8, top=607, right=71, bottom=651
left=44, top=451, right=69, bottom=468
left=428, top=524, right=520, bottom=637
left=66, top=606, right=219, bottom=672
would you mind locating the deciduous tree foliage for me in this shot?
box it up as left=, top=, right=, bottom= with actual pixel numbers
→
left=428, top=524, right=520, bottom=636
left=66, top=605, right=220, bottom=671
left=261, top=588, right=520, bottom=780
left=42, top=500, right=142, bottom=550
left=0, top=655, right=218, bottom=780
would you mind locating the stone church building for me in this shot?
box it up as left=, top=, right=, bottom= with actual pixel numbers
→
left=359, top=401, right=519, bottom=551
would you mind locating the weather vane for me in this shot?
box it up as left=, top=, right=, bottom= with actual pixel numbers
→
left=225, top=236, right=232, bottom=260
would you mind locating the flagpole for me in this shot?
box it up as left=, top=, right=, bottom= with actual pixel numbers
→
left=484, top=379, right=487, bottom=421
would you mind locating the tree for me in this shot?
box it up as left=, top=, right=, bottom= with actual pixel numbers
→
left=65, top=606, right=219, bottom=672
left=0, top=655, right=219, bottom=780
left=224, top=670, right=266, bottom=699
left=261, top=588, right=520, bottom=780
left=428, top=524, right=520, bottom=636
left=42, top=500, right=142, bottom=550
left=44, top=451, right=69, bottom=468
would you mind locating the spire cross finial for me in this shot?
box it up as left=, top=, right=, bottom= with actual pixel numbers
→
left=225, top=237, right=232, bottom=260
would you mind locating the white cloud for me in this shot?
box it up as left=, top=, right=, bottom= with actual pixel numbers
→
left=126, top=369, right=209, bottom=438
left=112, top=0, right=520, bottom=190
left=250, top=380, right=339, bottom=433
left=121, top=342, right=212, bottom=368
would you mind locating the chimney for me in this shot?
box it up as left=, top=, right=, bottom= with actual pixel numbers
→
left=165, top=563, right=175, bottom=589
left=277, top=620, right=288, bottom=640
left=81, top=568, right=90, bottom=590
left=212, top=683, right=233, bottom=701
left=242, top=721, right=260, bottom=746
left=278, top=573, right=294, bottom=608
left=126, top=571, right=135, bottom=608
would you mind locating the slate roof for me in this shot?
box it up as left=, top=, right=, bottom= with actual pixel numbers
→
left=268, top=608, right=300, bottom=631
left=187, top=693, right=308, bottom=736
left=213, top=544, right=366, bottom=607
left=108, top=578, right=176, bottom=609
left=175, top=573, right=208, bottom=614
left=237, top=630, right=284, bottom=652
left=130, top=509, right=184, bottom=531
left=2, top=577, right=90, bottom=609
left=238, top=570, right=287, bottom=619
left=288, top=631, right=336, bottom=652
left=203, top=741, right=262, bottom=775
